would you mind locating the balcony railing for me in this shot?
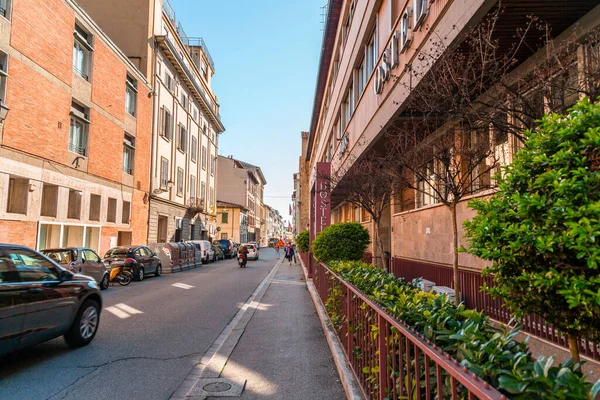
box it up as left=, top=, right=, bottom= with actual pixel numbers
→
left=314, top=261, right=505, bottom=400
left=390, top=256, right=600, bottom=361
left=162, top=0, right=176, bottom=26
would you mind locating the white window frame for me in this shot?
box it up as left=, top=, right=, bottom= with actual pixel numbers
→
left=0, top=51, right=8, bottom=102
left=191, top=136, right=198, bottom=162
left=69, top=102, right=90, bottom=157
left=0, top=0, right=12, bottom=20
left=73, top=24, right=93, bottom=80
left=178, top=124, right=188, bottom=153
left=125, top=75, right=137, bottom=116
left=413, top=0, right=428, bottom=28
left=123, top=134, right=135, bottom=175
left=190, top=175, right=196, bottom=202
left=161, top=107, right=173, bottom=140
left=177, top=167, right=184, bottom=197
left=160, top=157, right=169, bottom=189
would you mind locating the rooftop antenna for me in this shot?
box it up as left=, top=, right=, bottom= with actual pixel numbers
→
left=320, top=3, right=328, bottom=31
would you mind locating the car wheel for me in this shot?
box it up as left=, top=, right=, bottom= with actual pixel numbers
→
left=155, top=264, right=162, bottom=277
left=136, top=266, right=145, bottom=281
left=99, top=274, right=109, bottom=290
left=64, top=299, right=100, bottom=348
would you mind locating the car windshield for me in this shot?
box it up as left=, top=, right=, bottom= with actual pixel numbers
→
left=104, top=248, right=129, bottom=258
left=42, top=250, right=72, bottom=264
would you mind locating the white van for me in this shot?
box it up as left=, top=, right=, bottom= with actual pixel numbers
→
left=189, top=240, right=214, bottom=263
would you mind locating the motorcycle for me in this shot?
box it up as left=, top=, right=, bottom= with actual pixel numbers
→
left=238, top=254, right=247, bottom=268
left=109, top=264, right=133, bottom=286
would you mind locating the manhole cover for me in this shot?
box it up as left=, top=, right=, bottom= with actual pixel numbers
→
left=203, top=382, right=232, bottom=393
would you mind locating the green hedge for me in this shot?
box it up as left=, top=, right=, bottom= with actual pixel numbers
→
left=312, top=222, right=370, bottom=263
left=326, top=261, right=600, bottom=399
left=296, top=230, right=309, bottom=253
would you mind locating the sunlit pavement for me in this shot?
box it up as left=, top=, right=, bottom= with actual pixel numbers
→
left=0, top=248, right=343, bottom=400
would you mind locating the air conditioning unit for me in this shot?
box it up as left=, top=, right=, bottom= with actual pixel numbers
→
left=412, top=278, right=436, bottom=292
left=431, top=286, right=457, bottom=303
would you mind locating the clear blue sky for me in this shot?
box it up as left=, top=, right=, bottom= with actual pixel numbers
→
left=171, top=0, right=327, bottom=224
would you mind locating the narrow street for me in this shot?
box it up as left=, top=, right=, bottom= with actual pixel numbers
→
left=0, top=249, right=343, bottom=400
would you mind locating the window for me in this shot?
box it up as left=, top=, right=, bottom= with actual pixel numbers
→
left=469, top=128, right=491, bottom=192
left=413, top=0, right=428, bottom=27
left=6, top=177, right=28, bottom=214
left=222, top=212, right=229, bottom=223
left=40, top=184, right=58, bottom=217
left=357, top=61, right=365, bottom=99
left=191, top=136, right=198, bottom=162
left=0, top=0, right=12, bottom=20
left=201, top=58, right=208, bottom=79
left=125, top=75, right=137, bottom=116
left=161, top=107, right=173, bottom=140
left=67, top=189, right=81, bottom=219
left=177, top=167, right=184, bottom=196
left=164, top=72, right=175, bottom=92
left=181, top=93, right=188, bottom=110
left=0, top=51, right=7, bottom=102
left=193, top=107, right=198, bottom=122
left=210, top=156, right=215, bottom=176
left=178, top=124, right=188, bottom=152
left=82, top=249, right=101, bottom=263
left=160, top=157, right=169, bottom=189
left=70, top=102, right=90, bottom=156
left=123, top=134, right=135, bottom=175
left=401, top=10, right=413, bottom=51
left=366, top=31, right=377, bottom=78
left=89, top=194, right=101, bottom=221
left=221, top=233, right=228, bottom=240
left=416, top=161, right=437, bottom=208
left=209, top=187, right=214, bottom=207
left=73, top=24, right=93, bottom=80
left=201, top=181, right=206, bottom=202
left=202, top=146, right=207, bottom=169
left=107, top=198, right=117, bottom=223
left=122, top=201, right=130, bottom=224
left=190, top=175, right=196, bottom=201
left=9, top=249, right=59, bottom=282
left=492, top=125, right=510, bottom=181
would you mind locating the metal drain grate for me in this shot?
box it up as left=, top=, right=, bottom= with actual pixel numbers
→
left=187, top=378, right=245, bottom=398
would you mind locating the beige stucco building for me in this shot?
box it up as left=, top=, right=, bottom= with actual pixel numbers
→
left=217, top=156, right=266, bottom=245
left=79, top=0, right=225, bottom=244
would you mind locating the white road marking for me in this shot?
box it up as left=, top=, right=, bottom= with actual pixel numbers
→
left=172, top=283, right=195, bottom=290
left=114, top=303, right=144, bottom=314
left=105, top=306, right=131, bottom=319
left=105, top=303, right=144, bottom=319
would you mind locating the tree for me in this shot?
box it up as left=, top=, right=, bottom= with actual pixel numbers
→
left=464, top=98, right=600, bottom=365
left=384, top=121, right=500, bottom=305
left=325, top=153, right=398, bottom=269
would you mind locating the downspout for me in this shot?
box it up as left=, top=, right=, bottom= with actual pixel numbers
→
left=147, top=3, right=159, bottom=244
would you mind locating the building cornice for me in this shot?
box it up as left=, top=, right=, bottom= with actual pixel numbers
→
left=306, top=0, right=344, bottom=161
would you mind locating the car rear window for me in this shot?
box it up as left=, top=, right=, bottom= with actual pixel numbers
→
left=104, top=248, right=129, bottom=257
left=42, top=250, right=73, bottom=264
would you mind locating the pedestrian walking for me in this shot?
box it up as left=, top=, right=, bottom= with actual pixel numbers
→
left=283, top=243, right=295, bottom=265
left=291, top=244, right=297, bottom=264
left=275, top=239, right=284, bottom=259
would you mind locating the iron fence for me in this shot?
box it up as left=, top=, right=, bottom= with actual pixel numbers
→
left=390, top=257, right=600, bottom=361
left=314, top=261, right=506, bottom=400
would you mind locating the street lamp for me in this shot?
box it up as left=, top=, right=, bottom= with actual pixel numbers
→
left=152, top=179, right=174, bottom=195
left=0, top=101, right=9, bottom=123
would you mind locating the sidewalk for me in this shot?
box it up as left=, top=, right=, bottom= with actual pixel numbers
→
left=175, top=257, right=346, bottom=400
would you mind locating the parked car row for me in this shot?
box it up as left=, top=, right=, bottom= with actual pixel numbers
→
left=0, top=239, right=241, bottom=358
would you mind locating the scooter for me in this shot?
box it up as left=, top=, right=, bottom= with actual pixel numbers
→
left=109, top=264, right=133, bottom=286
left=238, top=254, right=247, bottom=268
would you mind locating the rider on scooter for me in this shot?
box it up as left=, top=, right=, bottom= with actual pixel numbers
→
left=238, top=245, right=249, bottom=265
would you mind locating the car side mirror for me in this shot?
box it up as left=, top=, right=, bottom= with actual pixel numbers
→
left=59, top=269, right=74, bottom=282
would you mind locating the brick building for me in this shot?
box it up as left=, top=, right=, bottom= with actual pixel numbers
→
left=0, top=0, right=152, bottom=253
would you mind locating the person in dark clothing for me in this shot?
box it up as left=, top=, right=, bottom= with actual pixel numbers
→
left=283, top=244, right=295, bottom=265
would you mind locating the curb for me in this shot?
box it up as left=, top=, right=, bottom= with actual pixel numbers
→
left=300, top=257, right=364, bottom=400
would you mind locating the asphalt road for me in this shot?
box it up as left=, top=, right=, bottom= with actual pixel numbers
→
left=0, top=249, right=276, bottom=400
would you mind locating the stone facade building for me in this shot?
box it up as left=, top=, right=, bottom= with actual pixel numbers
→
left=78, top=0, right=225, bottom=244
left=216, top=156, right=266, bottom=244
left=0, top=0, right=152, bottom=253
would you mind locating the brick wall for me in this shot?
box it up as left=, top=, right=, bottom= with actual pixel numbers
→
left=91, top=40, right=126, bottom=120
left=4, top=58, right=71, bottom=163
left=0, top=220, right=38, bottom=248
left=10, top=0, right=73, bottom=86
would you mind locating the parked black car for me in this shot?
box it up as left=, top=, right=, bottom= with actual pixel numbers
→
left=102, top=246, right=162, bottom=281
left=103, top=246, right=162, bottom=281
left=41, top=247, right=109, bottom=290
left=0, top=244, right=102, bottom=356
left=216, top=239, right=235, bottom=259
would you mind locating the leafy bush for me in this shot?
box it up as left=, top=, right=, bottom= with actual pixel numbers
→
left=296, top=230, right=309, bottom=253
left=312, top=222, right=370, bottom=263
left=326, top=261, right=600, bottom=399
left=464, top=98, right=600, bottom=363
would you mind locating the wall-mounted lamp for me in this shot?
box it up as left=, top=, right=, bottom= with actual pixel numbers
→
left=0, top=101, right=9, bottom=123
left=152, top=179, right=175, bottom=195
